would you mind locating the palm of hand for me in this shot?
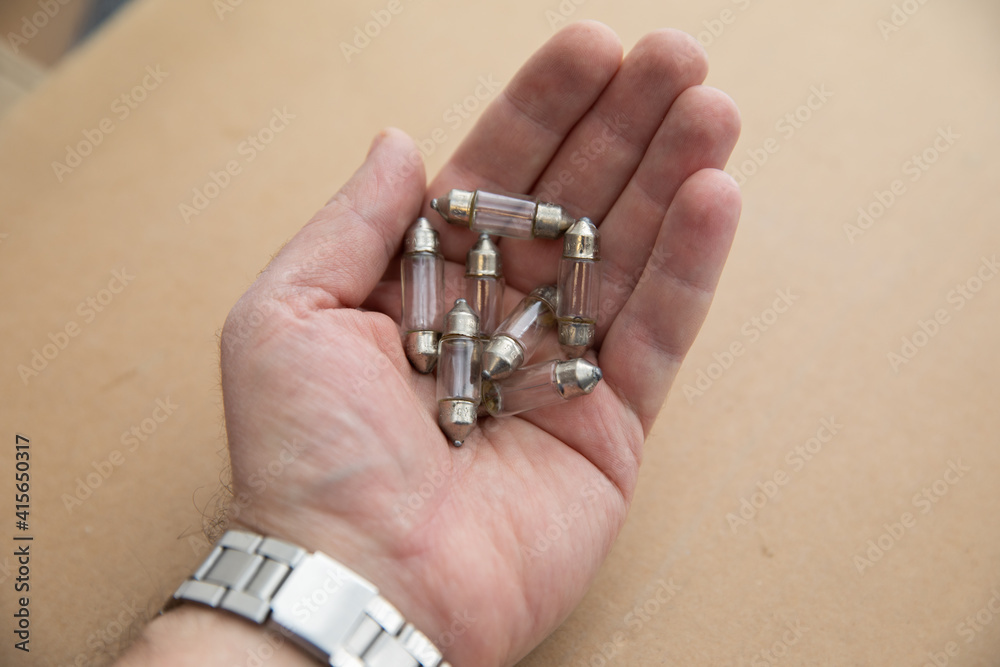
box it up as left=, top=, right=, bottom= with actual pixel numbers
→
left=220, top=22, right=741, bottom=667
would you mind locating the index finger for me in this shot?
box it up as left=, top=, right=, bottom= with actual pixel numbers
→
left=426, top=21, right=623, bottom=260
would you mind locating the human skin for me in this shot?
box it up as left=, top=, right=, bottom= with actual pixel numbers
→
left=116, top=20, right=742, bottom=667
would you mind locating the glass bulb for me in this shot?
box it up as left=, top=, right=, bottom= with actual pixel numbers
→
left=483, top=359, right=602, bottom=417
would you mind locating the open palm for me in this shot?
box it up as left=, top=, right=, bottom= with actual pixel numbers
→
left=219, top=22, right=741, bottom=667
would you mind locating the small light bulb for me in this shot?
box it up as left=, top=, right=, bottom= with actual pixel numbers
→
left=431, top=189, right=577, bottom=240
left=482, top=358, right=603, bottom=417
left=400, top=218, right=445, bottom=373
left=557, top=217, right=601, bottom=356
left=465, top=234, right=505, bottom=337
left=482, top=285, right=558, bottom=381
left=437, top=299, right=482, bottom=446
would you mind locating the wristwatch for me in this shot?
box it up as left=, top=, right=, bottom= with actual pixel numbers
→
left=172, top=529, right=451, bottom=667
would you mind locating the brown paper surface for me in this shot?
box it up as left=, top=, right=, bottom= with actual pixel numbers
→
left=1, top=0, right=998, bottom=665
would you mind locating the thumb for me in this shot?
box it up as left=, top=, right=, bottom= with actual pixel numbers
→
left=265, top=127, right=426, bottom=309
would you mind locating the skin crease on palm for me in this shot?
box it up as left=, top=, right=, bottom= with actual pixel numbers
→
left=115, top=20, right=742, bottom=667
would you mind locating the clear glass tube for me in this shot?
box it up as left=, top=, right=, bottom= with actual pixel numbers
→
left=557, top=257, right=600, bottom=323
left=466, top=275, right=505, bottom=336
left=483, top=361, right=563, bottom=417
left=471, top=191, right=536, bottom=238
left=437, top=337, right=482, bottom=402
left=401, top=252, right=444, bottom=332
left=496, top=292, right=556, bottom=353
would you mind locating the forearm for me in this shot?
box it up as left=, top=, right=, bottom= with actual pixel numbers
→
left=115, top=522, right=465, bottom=667
left=117, top=604, right=316, bottom=667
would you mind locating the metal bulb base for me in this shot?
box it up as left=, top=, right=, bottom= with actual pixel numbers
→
left=439, top=399, right=478, bottom=446
left=482, top=335, right=524, bottom=381
left=558, top=320, right=595, bottom=356
left=404, top=330, right=440, bottom=374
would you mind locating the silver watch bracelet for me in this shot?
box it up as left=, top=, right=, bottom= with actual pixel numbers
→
left=170, top=529, right=451, bottom=667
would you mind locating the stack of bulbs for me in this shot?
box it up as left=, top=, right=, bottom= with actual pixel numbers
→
left=400, top=189, right=603, bottom=446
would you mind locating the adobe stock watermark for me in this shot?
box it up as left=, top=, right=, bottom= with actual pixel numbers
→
left=227, top=614, right=470, bottom=667
left=286, top=564, right=476, bottom=658
left=597, top=242, right=672, bottom=325
left=921, top=588, right=1000, bottom=667
left=227, top=616, right=465, bottom=667
left=221, top=240, right=336, bottom=357
left=887, top=255, right=998, bottom=373
left=387, top=75, right=504, bottom=189
left=682, top=288, right=799, bottom=403
left=844, top=126, right=959, bottom=244
left=340, top=0, right=411, bottom=62
left=728, top=85, right=833, bottom=188
left=434, top=609, right=476, bottom=652
left=578, top=579, right=682, bottom=667
left=179, top=107, right=295, bottom=223
left=84, top=599, right=145, bottom=654
left=747, top=618, right=809, bottom=666
left=213, top=0, right=245, bottom=20
left=877, top=0, right=933, bottom=40
left=61, top=396, right=180, bottom=512
left=536, top=113, right=630, bottom=204
left=545, top=0, right=590, bottom=31
left=233, top=438, right=308, bottom=513
left=232, top=628, right=287, bottom=667
left=726, top=416, right=842, bottom=533
left=6, top=0, right=75, bottom=55
left=56, top=599, right=148, bottom=667
left=692, top=0, right=753, bottom=48
left=222, top=299, right=281, bottom=356
left=185, top=438, right=309, bottom=557
left=17, top=268, right=135, bottom=385
left=521, top=475, right=616, bottom=560
left=852, top=459, right=970, bottom=575
left=392, top=459, right=457, bottom=527
left=51, top=66, right=169, bottom=183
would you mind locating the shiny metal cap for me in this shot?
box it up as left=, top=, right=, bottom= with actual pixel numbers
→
left=534, top=201, right=576, bottom=239
left=444, top=298, right=479, bottom=338
left=439, top=399, right=478, bottom=446
left=528, top=284, right=558, bottom=310
left=482, top=334, right=524, bottom=381
left=430, top=189, right=475, bottom=227
left=558, top=321, right=595, bottom=357
left=403, top=330, right=439, bottom=374
left=553, top=359, right=603, bottom=399
left=466, top=234, right=503, bottom=278
left=562, top=217, right=599, bottom=260
left=481, top=380, right=502, bottom=417
left=403, top=217, right=440, bottom=255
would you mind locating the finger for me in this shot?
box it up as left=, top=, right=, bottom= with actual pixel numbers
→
left=599, top=168, right=742, bottom=433
left=594, top=86, right=741, bottom=335
left=259, top=128, right=426, bottom=310
left=532, top=29, right=708, bottom=221
left=426, top=21, right=623, bottom=260
left=504, top=84, right=741, bottom=296
left=488, top=364, right=646, bottom=500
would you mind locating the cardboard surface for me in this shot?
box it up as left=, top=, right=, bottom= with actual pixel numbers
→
left=1, top=0, right=998, bottom=665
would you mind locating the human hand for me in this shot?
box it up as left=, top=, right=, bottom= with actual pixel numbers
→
left=218, top=21, right=741, bottom=667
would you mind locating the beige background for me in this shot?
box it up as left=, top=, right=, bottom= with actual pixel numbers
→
left=2, top=0, right=999, bottom=665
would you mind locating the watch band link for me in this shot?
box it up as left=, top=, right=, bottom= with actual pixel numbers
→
left=173, top=530, right=450, bottom=667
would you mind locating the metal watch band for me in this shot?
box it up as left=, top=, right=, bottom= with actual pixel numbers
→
left=173, top=530, right=450, bottom=667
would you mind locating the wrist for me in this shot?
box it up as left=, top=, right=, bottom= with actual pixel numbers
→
left=154, top=520, right=458, bottom=667
left=118, top=603, right=315, bottom=667
left=224, top=512, right=458, bottom=661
